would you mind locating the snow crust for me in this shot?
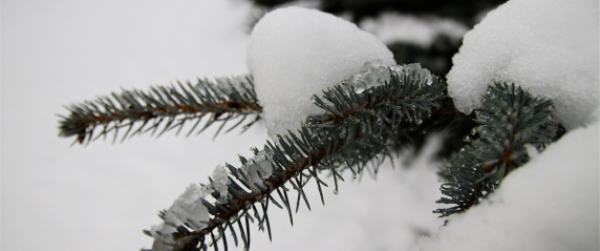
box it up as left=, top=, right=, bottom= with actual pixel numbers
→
left=447, top=0, right=599, bottom=129
left=360, top=12, right=468, bottom=47
left=418, top=123, right=600, bottom=251
left=247, top=7, right=394, bottom=139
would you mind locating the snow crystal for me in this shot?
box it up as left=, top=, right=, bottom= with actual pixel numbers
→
left=418, top=122, right=600, bottom=251
left=247, top=7, right=394, bottom=139
left=447, top=0, right=599, bottom=129
left=212, top=165, right=230, bottom=204
left=239, top=148, right=275, bottom=190
left=360, top=12, right=468, bottom=47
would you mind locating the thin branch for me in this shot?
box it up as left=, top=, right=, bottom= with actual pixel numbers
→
left=58, top=75, right=262, bottom=144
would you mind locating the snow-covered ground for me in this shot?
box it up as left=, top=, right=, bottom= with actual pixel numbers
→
left=1, top=1, right=444, bottom=250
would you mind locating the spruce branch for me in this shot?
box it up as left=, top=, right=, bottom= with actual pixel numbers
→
left=58, top=75, right=262, bottom=145
left=146, top=66, right=455, bottom=251
left=434, top=82, right=556, bottom=217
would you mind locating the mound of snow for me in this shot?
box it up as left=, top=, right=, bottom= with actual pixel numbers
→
left=247, top=7, right=394, bottom=139
left=447, top=0, right=599, bottom=129
left=418, top=122, right=600, bottom=251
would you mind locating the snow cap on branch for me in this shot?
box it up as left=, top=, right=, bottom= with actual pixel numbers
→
left=447, top=0, right=599, bottom=129
left=247, top=7, right=394, bottom=139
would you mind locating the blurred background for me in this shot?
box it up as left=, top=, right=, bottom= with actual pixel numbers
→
left=1, top=1, right=504, bottom=250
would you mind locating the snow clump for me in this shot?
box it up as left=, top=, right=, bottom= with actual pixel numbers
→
left=212, top=164, right=230, bottom=203
left=446, top=0, right=599, bottom=129
left=150, top=184, right=213, bottom=251
left=247, top=7, right=395, bottom=139
left=149, top=163, right=234, bottom=250
left=418, top=122, right=599, bottom=251
left=163, top=184, right=212, bottom=230
left=238, top=148, right=275, bottom=191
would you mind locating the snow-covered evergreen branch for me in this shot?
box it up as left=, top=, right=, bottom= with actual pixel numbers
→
left=58, top=75, right=261, bottom=144
left=145, top=65, right=451, bottom=251
left=53, top=2, right=599, bottom=250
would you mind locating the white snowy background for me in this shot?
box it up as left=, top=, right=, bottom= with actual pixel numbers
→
left=2, top=1, right=599, bottom=251
left=1, top=1, right=445, bottom=251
